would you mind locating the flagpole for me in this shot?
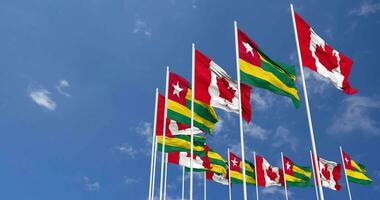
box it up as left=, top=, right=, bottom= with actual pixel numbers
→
left=234, top=20, right=248, bottom=200
left=204, top=171, right=207, bottom=200
left=182, top=166, right=185, bottom=200
left=148, top=89, right=159, bottom=200
left=152, top=131, right=158, bottom=200
left=159, top=67, right=170, bottom=200
left=340, top=146, right=353, bottom=200
left=290, top=4, right=324, bottom=200
left=310, top=150, right=320, bottom=200
left=190, top=42, right=196, bottom=200
left=253, top=151, right=259, bottom=200
left=163, top=153, right=168, bottom=200
left=281, top=152, right=289, bottom=200
left=228, top=148, right=232, bottom=200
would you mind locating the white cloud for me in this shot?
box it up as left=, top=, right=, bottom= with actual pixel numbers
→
left=213, top=117, right=224, bottom=134
left=324, top=28, right=333, bottom=39
left=133, top=19, right=152, bottom=37
left=56, top=79, right=71, bottom=97
left=272, top=126, right=299, bottom=152
left=136, top=122, right=153, bottom=143
left=350, top=1, right=380, bottom=16
left=261, top=187, right=292, bottom=198
left=191, top=0, right=198, bottom=8
left=29, top=88, right=56, bottom=111
left=302, top=69, right=330, bottom=95
left=244, top=123, right=269, bottom=140
left=83, top=176, right=100, bottom=191
left=251, top=90, right=276, bottom=111
left=115, top=143, right=138, bottom=158
left=328, top=96, right=380, bottom=135
left=124, top=177, right=141, bottom=184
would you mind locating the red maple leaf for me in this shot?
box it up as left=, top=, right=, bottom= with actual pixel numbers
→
left=321, top=164, right=331, bottom=180
left=266, top=166, right=278, bottom=181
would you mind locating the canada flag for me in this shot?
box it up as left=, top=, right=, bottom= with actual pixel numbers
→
left=312, top=155, right=342, bottom=191
left=255, top=154, right=284, bottom=187
left=294, top=12, right=357, bottom=95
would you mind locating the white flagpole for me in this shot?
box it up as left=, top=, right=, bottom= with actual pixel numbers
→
left=233, top=20, right=248, bottom=200
left=159, top=67, right=170, bottom=200
left=204, top=171, right=207, bottom=200
left=149, top=89, right=159, bottom=200
left=182, top=166, right=185, bottom=200
left=228, top=148, right=232, bottom=200
left=310, top=150, right=320, bottom=200
left=290, top=4, right=324, bottom=200
left=163, top=153, right=168, bottom=200
left=190, top=43, right=195, bottom=200
left=340, top=146, right=353, bottom=200
left=281, top=152, right=289, bottom=200
left=151, top=132, right=158, bottom=200
left=253, top=151, right=259, bottom=200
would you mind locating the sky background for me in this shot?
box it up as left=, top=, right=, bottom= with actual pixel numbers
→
left=0, top=0, right=379, bottom=199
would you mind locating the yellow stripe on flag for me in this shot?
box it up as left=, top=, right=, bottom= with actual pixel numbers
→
left=351, top=160, right=365, bottom=173
left=156, top=136, right=204, bottom=152
left=285, top=174, right=305, bottom=182
left=167, top=99, right=215, bottom=129
left=186, top=89, right=218, bottom=120
left=239, top=59, right=300, bottom=100
left=230, top=171, right=256, bottom=184
left=346, top=169, right=372, bottom=181
left=293, top=165, right=312, bottom=178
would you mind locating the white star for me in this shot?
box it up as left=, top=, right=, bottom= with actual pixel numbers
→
left=286, top=162, right=291, bottom=170
left=242, top=41, right=254, bottom=57
left=345, top=158, right=349, bottom=163
left=172, top=82, right=183, bottom=98
left=231, top=158, right=238, bottom=167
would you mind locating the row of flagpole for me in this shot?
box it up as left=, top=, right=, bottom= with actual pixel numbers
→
left=146, top=4, right=356, bottom=200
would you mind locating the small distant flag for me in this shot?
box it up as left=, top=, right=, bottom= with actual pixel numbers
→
left=293, top=12, right=357, bottom=94
left=255, top=154, right=284, bottom=187
left=229, top=152, right=256, bottom=185
left=237, top=28, right=300, bottom=107
left=341, top=150, right=372, bottom=185
left=283, top=155, right=312, bottom=187
left=312, top=156, right=342, bottom=191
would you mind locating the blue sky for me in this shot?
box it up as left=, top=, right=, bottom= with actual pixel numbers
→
left=0, top=0, right=379, bottom=199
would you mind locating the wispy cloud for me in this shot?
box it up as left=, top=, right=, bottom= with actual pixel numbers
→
left=328, top=96, right=380, bottom=135
left=302, top=69, right=330, bottom=95
left=133, top=19, right=152, bottom=37
left=261, top=187, right=292, bottom=198
left=29, top=88, right=56, bottom=111
left=272, top=126, right=299, bottom=152
left=56, top=79, right=71, bottom=97
left=124, top=177, right=141, bottom=184
left=114, top=143, right=138, bottom=158
left=251, top=90, right=276, bottom=111
left=244, top=123, right=269, bottom=140
left=349, top=1, right=380, bottom=16
left=83, top=176, right=100, bottom=191
left=136, top=122, right=153, bottom=143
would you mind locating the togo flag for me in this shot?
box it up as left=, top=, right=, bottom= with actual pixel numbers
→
left=167, top=72, right=218, bottom=133
left=195, top=49, right=252, bottom=122
left=155, top=93, right=202, bottom=136
left=342, top=149, right=372, bottom=185
left=293, top=11, right=357, bottom=94
left=255, top=154, right=284, bottom=187
left=283, top=155, right=312, bottom=187
left=237, top=27, right=300, bottom=108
